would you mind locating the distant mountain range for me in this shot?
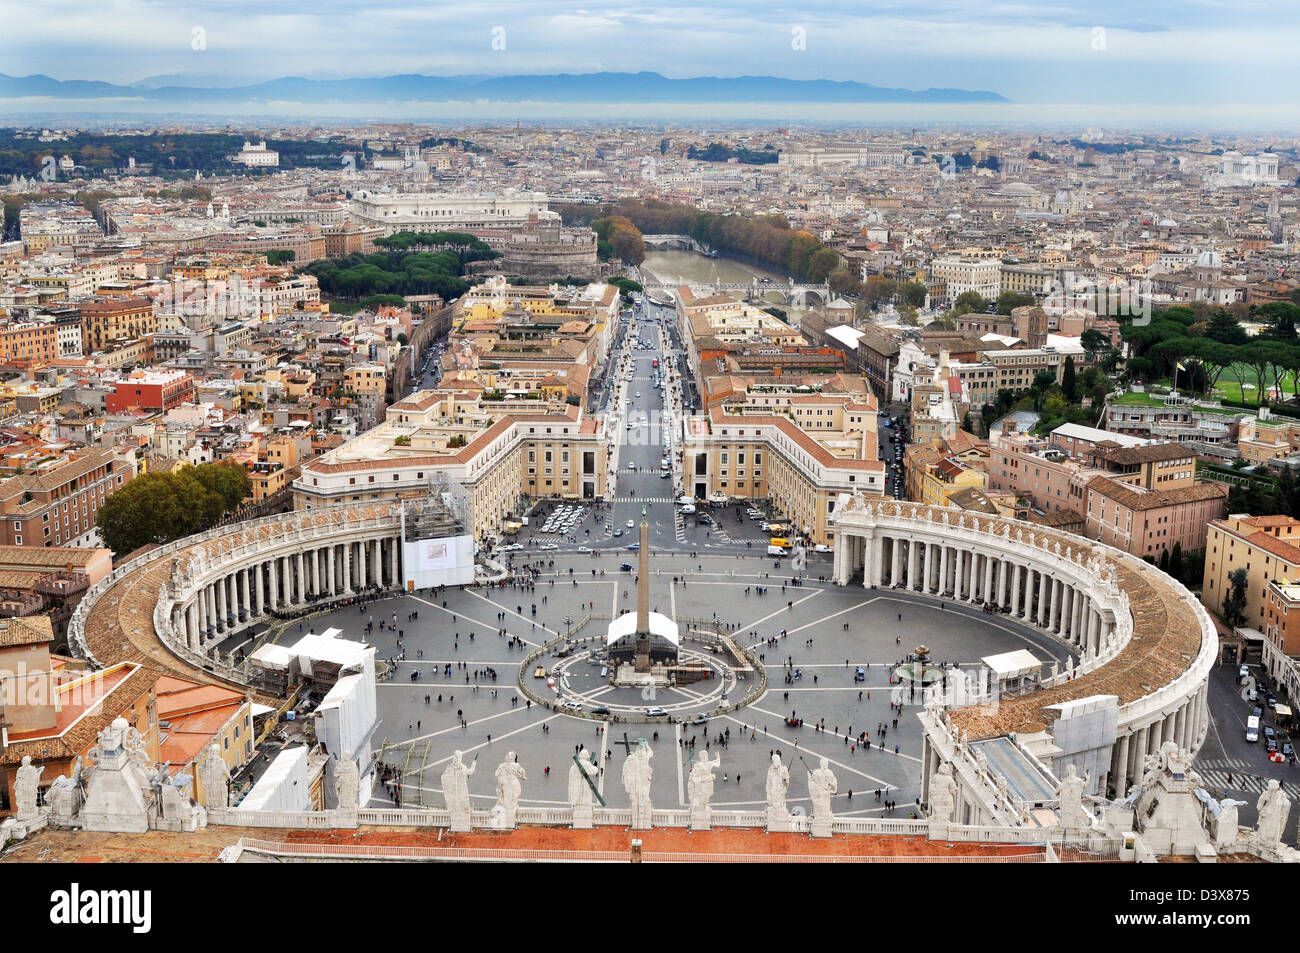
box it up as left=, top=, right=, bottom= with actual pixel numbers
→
left=0, top=71, right=1009, bottom=105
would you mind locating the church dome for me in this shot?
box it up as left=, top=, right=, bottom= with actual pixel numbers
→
left=1196, top=250, right=1223, bottom=269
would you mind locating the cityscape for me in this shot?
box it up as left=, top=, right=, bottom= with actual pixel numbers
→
left=0, top=0, right=1296, bottom=900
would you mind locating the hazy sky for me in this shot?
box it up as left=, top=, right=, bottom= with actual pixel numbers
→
left=0, top=0, right=1296, bottom=108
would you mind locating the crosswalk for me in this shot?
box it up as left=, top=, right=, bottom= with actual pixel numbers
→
left=1194, top=758, right=1300, bottom=798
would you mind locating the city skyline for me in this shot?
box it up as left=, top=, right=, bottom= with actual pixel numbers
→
left=0, top=0, right=1297, bottom=127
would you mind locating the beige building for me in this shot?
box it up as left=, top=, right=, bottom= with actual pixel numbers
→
left=681, top=392, right=883, bottom=544
left=293, top=389, right=608, bottom=542
left=1202, top=515, right=1300, bottom=631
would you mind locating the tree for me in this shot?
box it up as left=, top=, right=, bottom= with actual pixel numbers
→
left=1029, top=369, right=1056, bottom=411
left=95, top=462, right=251, bottom=556
left=1169, top=541, right=1184, bottom=581
left=1062, top=355, right=1077, bottom=402
left=900, top=281, right=928, bottom=308
left=1158, top=548, right=1170, bottom=572
left=1223, top=567, right=1249, bottom=627
left=953, top=290, right=987, bottom=316
left=996, top=290, right=1034, bottom=315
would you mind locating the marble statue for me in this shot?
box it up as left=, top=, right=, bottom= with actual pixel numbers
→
left=441, top=750, right=476, bottom=831
left=492, top=753, right=527, bottom=827
left=1057, top=764, right=1092, bottom=830
left=1214, top=796, right=1247, bottom=848
left=807, top=757, right=837, bottom=836
left=765, top=752, right=790, bottom=826
left=568, top=747, right=600, bottom=828
left=14, top=755, right=43, bottom=822
left=46, top=774, right=78, bottom=825
left=335, top=754, right=360, bottom=812
left=928, top=762, right=956, bottom=825
left=621, top=740, right=654, bottom=830
left=196, top=743, right=230, bottom=809
left=1256, top=780, right=1291, bottom=848
left=688, top=749, right=721, bottom=829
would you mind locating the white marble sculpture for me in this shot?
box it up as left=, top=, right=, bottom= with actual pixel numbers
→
left=80, top=717, right=153, bottom=834
left=14, top=755, right=43, bottom=823
left=1057, top=764, right=1092, bottom=830
left=568, top=747, right=600, bottom=829
left=46, top=774, right=79, bottom=826
left=928, top=762, right=956, bottom=826
left=621, top=740, right=654, bottom=830
left=766, top=752, right=791, bottom=831
left=196, top=743, right=231, bottom=809
left=441, top=750, right=476, bottom=832
left=1256, top=780, right=1291, bottom=849
left=153, top=767, right=207, bottom=832
left=492, top=753, right=527, bottom=828
left=688, top=749, right=721, bottom=830
left=1213, top=796, right=1247, bottom=849
left=335, top=754, right=360, bottom=812
left=807, top=757, right=837, bottom=837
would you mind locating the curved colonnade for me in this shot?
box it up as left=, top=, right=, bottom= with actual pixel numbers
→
left=69, top=497, right=1217, bottom=803
left=830, top=499, right=1217, bottom=799
left=69, top=502, right=407, bottom=695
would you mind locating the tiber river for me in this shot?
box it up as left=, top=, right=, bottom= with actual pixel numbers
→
left=639, top=250, right=816, bottom=325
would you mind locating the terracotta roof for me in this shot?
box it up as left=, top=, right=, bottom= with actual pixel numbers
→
left=1099, top=443, right=1193, bottom=465
left=1086, top=476, right=1228, bottom=512
left=0, top=615, right=53, bottom=646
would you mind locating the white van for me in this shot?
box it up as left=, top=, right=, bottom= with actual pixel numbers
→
left=1246, top=715, right=1260, bottom=742
left=768, top=544, right=790, bottom=557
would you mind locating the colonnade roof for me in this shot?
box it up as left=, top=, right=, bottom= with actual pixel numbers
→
left=950, top=557, right=1203, bottom=740
left=80, top=502, right=401, bottom=701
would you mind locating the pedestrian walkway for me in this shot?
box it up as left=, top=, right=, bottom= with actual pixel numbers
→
left=1194, top=758, right=1300, bottom=798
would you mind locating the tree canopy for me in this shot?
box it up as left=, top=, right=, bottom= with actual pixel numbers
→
left=95, top=462, right=252, bottom=556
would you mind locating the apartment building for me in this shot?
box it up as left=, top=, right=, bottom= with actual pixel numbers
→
left=1203, top=515, right=1300, bottom=633
left=77, top=296, right=157, bottom=352
left=0, top=447, right=139, bottom=548
left=292, top=389, right=608, bottom=542
left=682, top=395, right=884, bottom=544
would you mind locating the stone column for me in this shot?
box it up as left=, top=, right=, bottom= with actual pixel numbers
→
left=372, top=539, right=382, bottom=587
left=890, top=536, right=902, bottom=588
left=1129, top=725, right=1148, bottom=781
left=908, top=539, right=919, bottom=592
left=939, top=546, right=950, bottom=596
left=1036, top=571, right=1049, bottom=626
left=186, top=602, right=199, bottom=650
left=213, top=577, right=226, bottom=631
left=343, top=542, right=353, bottom=595
left=254, top=562, right=265, bottom=616
left=357, top=539, right=368, bottom=591
left=239, top=569, right=250, bottom=621
left=955, top=549, right=966, bottom=600
left=1149, top=716, right=1163, bottom=753
left=268, top=558, right=279, bottom=609
left=996, top=558, right=1007, bottom=607
left=389, top=536, right=400, bottom=589
left=328, top=545, right=337, bottom=595
left=1113, top=732, right=1131, bottom=800
left=983, top=554, right=994, bottom=606
left=1011, top=563, right=1023, bottom=616
left=296, top=551, right=306, bottom=602
left=1073, top=594, right=1086, bottom=645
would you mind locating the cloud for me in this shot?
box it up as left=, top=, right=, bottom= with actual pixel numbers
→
left=0, top=0, right=1293, bottom=106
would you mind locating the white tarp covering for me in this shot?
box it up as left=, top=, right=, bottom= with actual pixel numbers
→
left=237, top=745, right=311, bottom=813
left=605, top=610, right=680, bottom=647
left=982, top=649, right=1042, bottom=680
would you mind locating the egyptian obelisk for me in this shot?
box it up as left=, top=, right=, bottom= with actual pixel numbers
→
left=634, top=503, right=651, bottom=672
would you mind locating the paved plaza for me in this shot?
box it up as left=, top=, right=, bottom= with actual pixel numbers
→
left=281, top=549, right=1072, bottom=818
